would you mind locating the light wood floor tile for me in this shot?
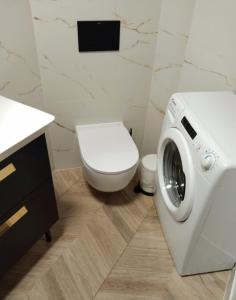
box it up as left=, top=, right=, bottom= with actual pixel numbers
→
left=95, top=206, right=229, bottom=300
left=102, top=192, right=152, bottom=242
left=0, top=168, right=230, bottom=299
left=0, top=169, right=151, bottom=299
left=94, top=269, right=172, bottom=299
left=52, top=167, right=85, bottom=198
left=166, top=269, right=228, bottom=300
left=0, top=235, right=77, bottom=299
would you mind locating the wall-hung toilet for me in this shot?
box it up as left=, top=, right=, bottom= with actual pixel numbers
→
left=76, top=122, right=139, bottom=192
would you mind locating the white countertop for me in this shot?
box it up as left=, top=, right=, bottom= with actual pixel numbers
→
left=0, top=95, right=55, bottom=162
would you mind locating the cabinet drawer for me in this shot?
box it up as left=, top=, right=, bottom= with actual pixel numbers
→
left=0, top=135, right=51, bottom=216
left=0, top=179, right=58, bottom=277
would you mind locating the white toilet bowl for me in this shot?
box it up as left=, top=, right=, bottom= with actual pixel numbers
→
left=76, top=122, right=139, bottom=192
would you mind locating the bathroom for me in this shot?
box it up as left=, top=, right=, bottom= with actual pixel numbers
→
left=0, top=0, right=236, bottom=299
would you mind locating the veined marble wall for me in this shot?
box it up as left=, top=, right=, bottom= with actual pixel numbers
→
left=29, top=0, right=162, bottom=169
left=142, top=0, right=196, bottom=155
left=4, top=1, right=232, bottom=169
left=143, top=0, right=236, bottom=155
left=178, top=0, right=236, bottom=92
left=0, top=0, right=43, bottom=110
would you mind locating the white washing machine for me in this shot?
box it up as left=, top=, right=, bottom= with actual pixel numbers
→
left=155, top=91, right=236, bottom=275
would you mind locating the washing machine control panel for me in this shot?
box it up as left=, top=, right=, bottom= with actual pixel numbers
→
left=178, top=110, right=219, bottom=174
left=168, top=98, right=184, bottom=120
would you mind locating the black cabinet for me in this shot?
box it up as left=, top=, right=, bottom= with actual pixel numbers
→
left=0, top=134, right=58, bottom=277
left=0, top=135, right=52, bottom=216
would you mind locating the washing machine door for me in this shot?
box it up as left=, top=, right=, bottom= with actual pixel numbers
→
left=157, top=128, right=194, bottom=221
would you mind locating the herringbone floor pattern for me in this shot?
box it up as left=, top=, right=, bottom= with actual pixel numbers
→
left=0, top=168, right=229, bottom=299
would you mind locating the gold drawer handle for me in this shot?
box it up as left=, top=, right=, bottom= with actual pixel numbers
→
left=0, top=163, right=16, bottom=182
left=0, top=206, right=28, bottom=237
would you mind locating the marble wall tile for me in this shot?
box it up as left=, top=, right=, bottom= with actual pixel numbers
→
left=178, top=0, right=236, bottom=92
left=142, top=101, right=164, bottom=155
left=142, top=0, right=196, bottom=155
left=0, top=0, right=44, bottom=110
left=143, top=0, right=236, bottom=157
left=29, top=0, right=162, bottom=169
left=150, top=0, right=196, bottom=111
left=3, top=0, right=235, bottom=171
left=0, top=1, right=57, bottom=168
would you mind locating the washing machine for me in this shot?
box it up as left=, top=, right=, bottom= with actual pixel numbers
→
left=155, top=91, right=236, bottom=275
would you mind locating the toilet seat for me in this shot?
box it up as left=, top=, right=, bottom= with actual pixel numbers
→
left=76, top=122, right=139, bottom=174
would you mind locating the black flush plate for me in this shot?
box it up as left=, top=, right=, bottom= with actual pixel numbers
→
left=77, top=20, right=120, bottom=52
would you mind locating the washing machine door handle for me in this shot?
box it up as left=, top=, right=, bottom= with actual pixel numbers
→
left=157, top=128, right=195, bottom=221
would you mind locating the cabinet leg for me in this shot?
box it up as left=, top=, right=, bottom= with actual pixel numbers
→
left=45, top=230, right=52, bottom=243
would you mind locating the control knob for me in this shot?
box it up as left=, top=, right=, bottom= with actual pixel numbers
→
left=201, top=153, right=216, bottom=170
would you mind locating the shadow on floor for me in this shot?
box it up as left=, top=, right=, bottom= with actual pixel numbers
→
left=0, top=227, right=63, bottom=299
left=86, top=179, right=142, bottom=207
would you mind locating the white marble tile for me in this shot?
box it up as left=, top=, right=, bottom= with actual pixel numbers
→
left=158, top=0, right=196, bottom=39
left=178, top=0, right=236, bottom=92
left=123, top=105, right=147, bottom=152
left=52, top=143, right=81, bottom=170
left=0, top=0, right=44, bottom=110
left=142, top=0, right=195, bottom=154
left=150, top=66, right=182, bottom=112
left=29, top=0, right=162, bottom=168
left=3, top=0, right=236, bottom=172
left=0, top=0, right=58, bottom=168
left=142, top=102, right=164, bottom=155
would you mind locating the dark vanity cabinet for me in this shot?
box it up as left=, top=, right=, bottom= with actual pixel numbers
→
left=0, top=134, right=58, bottom=277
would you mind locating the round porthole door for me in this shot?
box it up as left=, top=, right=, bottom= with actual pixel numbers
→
left=157, top=128, right=194, bottom=221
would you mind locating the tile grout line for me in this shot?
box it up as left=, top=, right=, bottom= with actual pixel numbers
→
left=53, top=170, right=156, bottom=298
left=92, top=201, right=155, bottom=299
left=54, top=176, right=84, bottom=201
left=21, top=172, right=88, bottom=298
left=52, top=167, right=84, bottom=199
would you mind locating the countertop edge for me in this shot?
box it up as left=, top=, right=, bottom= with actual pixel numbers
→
left=0, top=117, right=55, bottom=163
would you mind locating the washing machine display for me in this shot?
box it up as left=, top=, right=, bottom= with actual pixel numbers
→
left=181, top=116, right=197, bottom=139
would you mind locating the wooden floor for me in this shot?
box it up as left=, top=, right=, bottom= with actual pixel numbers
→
left=0, top=168, right=229, bottom=299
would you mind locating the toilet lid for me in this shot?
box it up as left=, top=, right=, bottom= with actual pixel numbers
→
left=76, top=122, right=139, bottom=174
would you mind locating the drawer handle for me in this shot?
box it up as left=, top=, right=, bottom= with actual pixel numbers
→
left=0, top=163, right=16, bottom=182
left=0, top=206, right=28, bottom=237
